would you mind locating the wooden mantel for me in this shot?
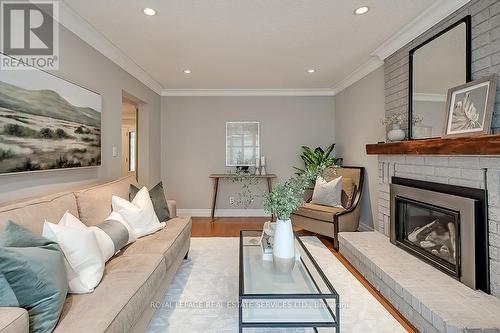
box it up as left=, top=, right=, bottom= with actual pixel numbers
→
left=366, top=134, right=500, bottom=155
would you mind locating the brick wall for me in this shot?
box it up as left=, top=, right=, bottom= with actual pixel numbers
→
left=385, top=0, right=500, bottom=133
left=381, top=0, right=500, bottom=299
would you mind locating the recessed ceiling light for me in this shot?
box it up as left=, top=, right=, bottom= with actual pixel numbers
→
left=183, top=69, right=192, bottom=74
left=143, top=8, right=156, bottom=16
left=354, top=6, right=369, bottom=15
left=307, top=69, right=316, bottom=73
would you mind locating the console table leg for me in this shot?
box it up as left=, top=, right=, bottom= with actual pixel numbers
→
left=211, top=178, right=219, bottom=222
left=266, top=178, right=275, bottom=221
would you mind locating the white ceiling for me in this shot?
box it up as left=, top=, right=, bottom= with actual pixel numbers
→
left=62, top=0, right=458, bottom=92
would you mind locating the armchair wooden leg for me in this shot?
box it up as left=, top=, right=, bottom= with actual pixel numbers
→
left=333, top=216, right=339, bottom=251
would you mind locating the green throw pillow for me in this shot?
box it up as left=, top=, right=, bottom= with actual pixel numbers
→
left=129, top=182, right=171, bottom=222
left=0, top=221, right=68, bottom=333
left=0, top=274, right=19, bottom=307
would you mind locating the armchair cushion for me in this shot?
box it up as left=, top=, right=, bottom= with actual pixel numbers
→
left=341, top=177, right=354, bottom=209
left=294, top=203, right=346, bottom=222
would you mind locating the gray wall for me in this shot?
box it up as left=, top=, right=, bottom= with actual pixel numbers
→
left=385, top=0, right=500, bottom=132
left=161, top=96, right=335, bottom=213
left=334, top=67, right=386, bottom=231
left=0, top=26, right=161, bottom=204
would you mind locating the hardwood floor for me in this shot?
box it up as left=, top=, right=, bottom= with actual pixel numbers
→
left=192, top=217, right=419, bottom=333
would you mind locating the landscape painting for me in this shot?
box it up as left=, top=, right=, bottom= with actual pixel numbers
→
left=0, top=56, right=101, bottom=175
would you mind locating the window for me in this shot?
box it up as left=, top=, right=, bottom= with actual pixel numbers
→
left=129, top=131, right=136, bottom=172
left=225, top=122, right=260, bottom=166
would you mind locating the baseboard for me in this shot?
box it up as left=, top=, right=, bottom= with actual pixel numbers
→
left=357, top=222, right=374, bottom=232
left=177, top=209, right=270, bottom=218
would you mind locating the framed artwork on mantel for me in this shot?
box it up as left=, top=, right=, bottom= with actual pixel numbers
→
left=443, top=75, right=497, bottom=138
left=0, top=54, right=102, bottom=175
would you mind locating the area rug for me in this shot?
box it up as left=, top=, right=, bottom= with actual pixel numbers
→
left=147, top=237, right=407, bottom=333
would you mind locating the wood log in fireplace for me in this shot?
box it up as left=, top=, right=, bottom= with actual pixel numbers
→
left=407, top=219, right=455, bottom=264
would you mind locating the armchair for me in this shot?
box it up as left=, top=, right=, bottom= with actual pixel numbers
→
left=291, top=166, right=365, bottom=250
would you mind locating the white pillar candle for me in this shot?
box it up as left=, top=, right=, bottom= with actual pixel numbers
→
left=255, top=157, right=260, bottom=168
left=261, top=156, right=266, bottom=167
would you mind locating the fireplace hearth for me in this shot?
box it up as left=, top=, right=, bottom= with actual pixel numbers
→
left=390, top=177, right=489, bottom=292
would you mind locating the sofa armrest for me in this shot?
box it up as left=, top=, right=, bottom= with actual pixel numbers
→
left=0, top=308, right=29, bottom=333
left=167, top=200, right=177, bottom=218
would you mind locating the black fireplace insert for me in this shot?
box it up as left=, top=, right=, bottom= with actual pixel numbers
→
left=395, top=196, right=461, bottom=278
left=390, top=177, right=489, bottom=293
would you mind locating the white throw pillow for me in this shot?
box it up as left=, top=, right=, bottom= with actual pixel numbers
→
left=42, top=213, right=105, bottom=294
left=111, top=187, right=166, bottom=238
left=311, top=176, right=344, bottom=208
left=56, top=211, right=136, bottom=263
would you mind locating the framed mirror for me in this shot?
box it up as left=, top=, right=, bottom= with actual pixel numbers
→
left=409, top=16, right=471, bottom=139
left=225, top=121, right=260, bottom=166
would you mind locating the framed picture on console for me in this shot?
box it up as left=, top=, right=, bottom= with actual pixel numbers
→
left=0, top=54, right=102, bottom=175
left=443, top=75, right=497, bottom=138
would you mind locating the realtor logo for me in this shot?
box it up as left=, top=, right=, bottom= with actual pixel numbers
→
left=1, top=0, right=59, bottom=69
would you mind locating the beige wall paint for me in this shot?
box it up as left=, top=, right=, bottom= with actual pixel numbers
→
left=0, top=26, right=161, bottom=204
left=161, top=96, right=335, bottom=212
left=334, top=66, right=386, bottom=231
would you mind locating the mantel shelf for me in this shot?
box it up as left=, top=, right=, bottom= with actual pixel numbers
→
left=366, top=134, right=500, bottom=155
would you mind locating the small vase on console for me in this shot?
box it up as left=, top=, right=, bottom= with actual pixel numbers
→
left=260, top=156, right=267, bottom=175
left=255, top=157, right=261, bottom=175
left=272, top=219, right=295, bottom=273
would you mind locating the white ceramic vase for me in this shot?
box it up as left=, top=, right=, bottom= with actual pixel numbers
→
left=387, top=123, right=406, bottom=141
left=272, top=219, right=295, bottom=273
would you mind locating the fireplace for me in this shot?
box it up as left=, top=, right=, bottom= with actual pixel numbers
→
left=390, top=177, right=489, bottom=292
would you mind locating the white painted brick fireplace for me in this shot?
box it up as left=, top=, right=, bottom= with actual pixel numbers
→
left=339, top=155, right=500, bottom=333
left=377, top=155, right=500, bottom=298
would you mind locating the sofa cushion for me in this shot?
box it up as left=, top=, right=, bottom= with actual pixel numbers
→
left=0, top=193, right=78, bottom=235
left=0, top=308, right=28, bottom=333
left=121, top=217, right=191, bottom=268
left=74, top=176, right=138, bottom=227
left=294, top=203, right=346, bottom=222
left=55, top=254, right=166, bottom=333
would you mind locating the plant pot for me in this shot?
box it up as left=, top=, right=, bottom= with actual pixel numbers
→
left=387, top=124, right=406, bottom=141
left=273, top=219, right=295, bottom=273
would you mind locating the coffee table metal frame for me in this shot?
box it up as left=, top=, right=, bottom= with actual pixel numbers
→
left=238, top=230, right=340, bottom=332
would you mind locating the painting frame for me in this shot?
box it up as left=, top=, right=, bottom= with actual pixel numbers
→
left=0, top=53, right=102, bottom=176
left=443, top=75, right=497, bottom=138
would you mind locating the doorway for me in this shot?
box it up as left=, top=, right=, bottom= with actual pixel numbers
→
left=122, top=98, right=138, bottom=178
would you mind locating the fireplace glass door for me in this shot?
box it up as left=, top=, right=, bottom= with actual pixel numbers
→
left=395, top=196, right=460, bottom=278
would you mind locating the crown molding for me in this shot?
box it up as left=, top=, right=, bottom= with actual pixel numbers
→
left=372, top=0, right=472, bottom=60
left=57, top=0, right=470, bottom=99
left=58, top=1, right=163, bottom=95
left=331, top=57, right=384, bottom=95
left=161, top=88, right=335, bottom=97
left=414, top=93, right=447, bottom=102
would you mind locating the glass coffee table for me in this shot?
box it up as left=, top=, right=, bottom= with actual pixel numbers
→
left=239, top=230, right=340, bottom=332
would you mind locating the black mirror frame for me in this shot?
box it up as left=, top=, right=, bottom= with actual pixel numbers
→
left=408, top=15, right=472, bottom=139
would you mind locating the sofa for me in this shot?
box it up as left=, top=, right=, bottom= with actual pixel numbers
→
left=0, top=176, right=192, bottom=333
left=291, top=166, right=364, bottom=250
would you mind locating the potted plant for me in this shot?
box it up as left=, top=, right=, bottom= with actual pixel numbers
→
left=263, top=168, right=319, bottom=272
left=294, top=144, right=342, bottom=175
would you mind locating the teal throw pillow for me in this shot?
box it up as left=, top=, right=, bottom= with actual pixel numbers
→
left=0, top=221, right=68, bottom=333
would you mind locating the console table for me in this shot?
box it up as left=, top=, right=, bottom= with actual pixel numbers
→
left=209, top=174, right=277, bottom=221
